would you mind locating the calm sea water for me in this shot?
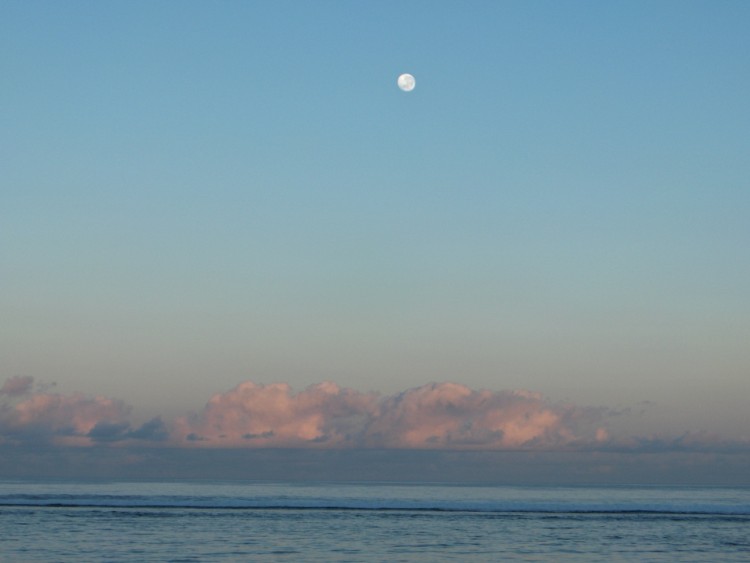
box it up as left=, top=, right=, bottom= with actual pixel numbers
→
left=1, top=480, right=749, bottom=562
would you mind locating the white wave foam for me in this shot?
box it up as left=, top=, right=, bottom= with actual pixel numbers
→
left=2, top=494, right=750, bottom=515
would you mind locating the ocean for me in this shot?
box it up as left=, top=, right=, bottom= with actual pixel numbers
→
left=1, top=480, right=749, bottom=561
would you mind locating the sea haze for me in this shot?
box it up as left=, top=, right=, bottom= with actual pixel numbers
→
left=2, top=446, right=750, bottom=486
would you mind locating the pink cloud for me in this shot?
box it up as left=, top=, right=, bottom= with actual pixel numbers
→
left=174, top=381, right=606, bottom=450
left=364, top=384, right=579, bottom=448
left=0, top=375, right=34, bottom=397
left=174, top=381, right=378, bottom=447
left=2, top=391, right=130, bottom=446
left=8, top=377, right=741, bottom=454
left=0, top=377, right=167, bottom=446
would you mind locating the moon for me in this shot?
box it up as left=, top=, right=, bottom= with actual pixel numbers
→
left=397, top=73, right=415, bottom=92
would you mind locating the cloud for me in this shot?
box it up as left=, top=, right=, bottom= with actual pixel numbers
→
left=0, top=377, right=166, bottom=446
left=174, top=381, right=608, bottom=449
left=1, top=391, right=130, bottom=446
left=3, top=377, right=747, bottom=456
left=87, top=417, right=169, bottom=444
left=364, top=383, right=581, bottom=449
left=0, top=376, right=34, bottom=397
left=173, top=381, right=378, bottom=447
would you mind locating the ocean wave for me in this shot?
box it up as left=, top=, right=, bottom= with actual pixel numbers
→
left=2, top=495, right=749, bottom=515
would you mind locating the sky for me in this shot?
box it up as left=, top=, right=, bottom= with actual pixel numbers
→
left=1, top=1, right=749, bottom=482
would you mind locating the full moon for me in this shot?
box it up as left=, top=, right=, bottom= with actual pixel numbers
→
left=397, top=73, right=415, bottom=92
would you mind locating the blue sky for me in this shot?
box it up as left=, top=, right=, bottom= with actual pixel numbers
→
left=2, top=0, right=749, bottom=450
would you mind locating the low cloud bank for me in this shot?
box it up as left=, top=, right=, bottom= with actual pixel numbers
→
left=172, top=380, right=610, bottom=449
left=1, top=377, right=747, bottom=454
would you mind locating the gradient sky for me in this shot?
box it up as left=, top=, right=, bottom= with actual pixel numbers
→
left=2, top=0, right=749, bottom=462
